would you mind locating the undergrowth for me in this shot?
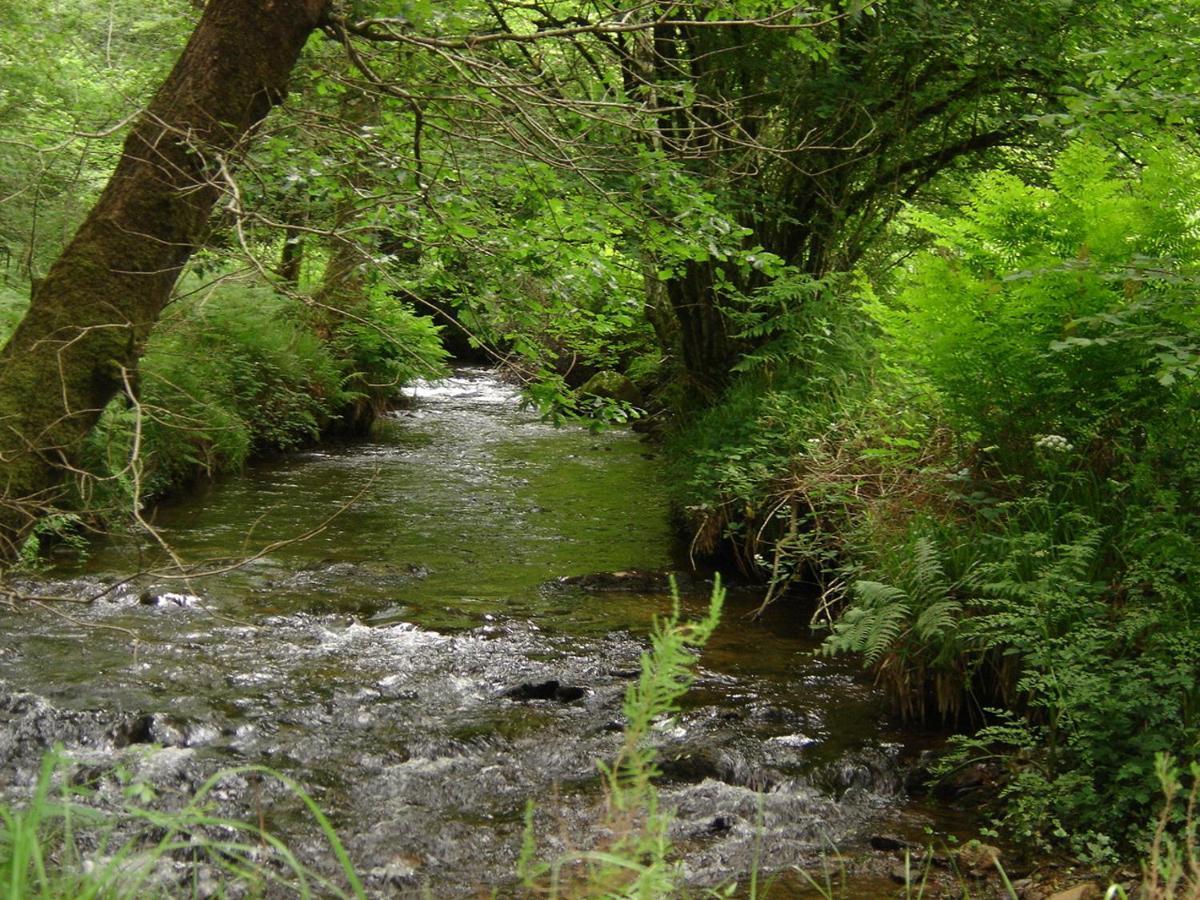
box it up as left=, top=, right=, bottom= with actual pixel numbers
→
left=1, top=273, right=447, bottom=559
left=666, top=142, right=1200, bottom=865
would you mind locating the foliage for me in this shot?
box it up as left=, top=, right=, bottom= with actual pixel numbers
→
left=332, top=284, right=447, bottom=393
left=876, top=143, right=1200, bottom=465
left=822, top=533, right=970, bottom=717
left=69, top=275, right=445, bottom=522
left=664, top=274, right=930, bottom=594
left=0, top=0, right=188, bottom=277
left=14, top=514, right=89, bottom=572
left=323, top=278, right=450, bottom=426
left=1139, top=754, right=1200, bottom=899
left=519, top=578, right=724, bottom=897
left=815, top=146, right=1200, bottom=856
left=666, top=138, right=1200, bottom=863
left=3, top=0, right=1200, bottom=877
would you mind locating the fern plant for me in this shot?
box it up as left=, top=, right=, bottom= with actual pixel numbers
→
left=519, top=578, right=725, bottom=898
left=824, top=535, right=972, bottom=719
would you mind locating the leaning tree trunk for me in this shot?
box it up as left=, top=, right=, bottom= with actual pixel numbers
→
left=0, top=0, right=329, bottom=560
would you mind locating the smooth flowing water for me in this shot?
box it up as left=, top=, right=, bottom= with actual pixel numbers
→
left=0, top=369, right=963, bottom=895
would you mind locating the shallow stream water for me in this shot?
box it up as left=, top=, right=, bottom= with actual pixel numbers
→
left=0, top=369, right=970, bottom=895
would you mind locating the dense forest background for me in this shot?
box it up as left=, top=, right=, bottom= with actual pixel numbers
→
left=2, top=0, right=1200, bottom=887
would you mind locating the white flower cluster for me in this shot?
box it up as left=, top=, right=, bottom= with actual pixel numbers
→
left=1034, top=434, right=1074, bottom=452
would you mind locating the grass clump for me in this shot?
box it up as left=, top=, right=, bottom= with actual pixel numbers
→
left=0, top=747, right=365, bottom=899
left=0, top=272, right=447, bottom=557
left=84, top=275, right=446, bottom=507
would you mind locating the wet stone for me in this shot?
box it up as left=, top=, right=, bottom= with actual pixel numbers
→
left=870, top=834, right=918, bottom=852
left=116, top=713, right=221, bottom=749
left=503, top=680, right=587, bottom=703
left=138, top=590, right=203, bottom=608
left=956, top=839, right=1003, bottom=875
left=119, top=713, right=185, bottom=747
left=707, top=814, right=736, bottom=834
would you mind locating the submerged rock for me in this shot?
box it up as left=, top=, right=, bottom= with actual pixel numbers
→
left=262, top=560, right=429, bottom=595
left=870, top=834, right=918, bottom=852
left=549, top=569, right=695, bottom=593
left=578, top=370, right=643, bottom=406
left=138, top=590, right=203, bottom=609
left=503, top=680, right=587, bottom=703
left=956, top=839, right=1002, bottom=876
left=115, top=713, right=220, bottom=749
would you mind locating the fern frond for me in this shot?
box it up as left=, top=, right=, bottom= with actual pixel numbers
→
left=825, top=587, right=912, bottom=666
left=909, top=535, right=951, bottom=604
left=914, top=599, right=963, bottom=641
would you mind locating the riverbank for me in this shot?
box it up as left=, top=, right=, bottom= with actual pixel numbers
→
left=660, top=148, right=1200, bottom=879
left=0, top=275, right=446, bottom=565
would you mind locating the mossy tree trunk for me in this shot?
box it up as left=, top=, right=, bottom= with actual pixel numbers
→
left=278, top=226, right=306, bottom=288
left=0, top=0, right=330, bottom=560
left=664, top=258, right=735, bottom=402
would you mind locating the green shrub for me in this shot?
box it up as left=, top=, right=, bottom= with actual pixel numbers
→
left=875, top=142, right=1200, bottom=468
left=82, top=281, right=346, bottom=505
left=331, top=282, right=448, bottom=406
left=77, top=275, right=446, bottom=517
left=667, top=142, right=1200, bottom=861
left=664, top=273, right=883, bottom=577
left=808, top=144, right=1200, bottom=856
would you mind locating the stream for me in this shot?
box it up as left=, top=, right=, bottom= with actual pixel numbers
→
left=0, top=369, right=970, bottom=896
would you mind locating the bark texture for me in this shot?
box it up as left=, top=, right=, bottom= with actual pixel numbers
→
left=665, top=258, right=733, bottom=400
left=0, top=0, right=329, bottom=558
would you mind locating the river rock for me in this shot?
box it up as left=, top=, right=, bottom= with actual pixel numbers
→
left=0, top=690, right=127, bottom=770
left=120, top=713, right=187, bottom=747
left=578, top=370, right=643, bottom=406
left=139, top=590, right=203, bottom=609
left=931, top=760, right=994, bottom=799
left=368, top=858, right=421, bottom=889
left=658, top=746, right=783, bottom=791
left=870, top=834, right=918, bottom=851
left=503, top=680, right=587, bottom=703
left=1047, top=885, right=1101, bottom=900
left=659, top=748, right=729, bottom=784
left=956, top=839, right=1002, bottom=875
left=707, top=814, right=736, bottom=833
left=809, top=745, right=903, bottom=797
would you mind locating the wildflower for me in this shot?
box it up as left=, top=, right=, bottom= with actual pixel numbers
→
left=1034, top=434, right=1073, bottom=452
